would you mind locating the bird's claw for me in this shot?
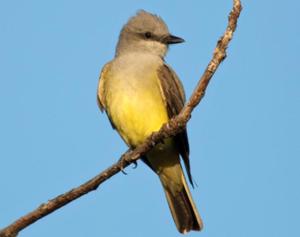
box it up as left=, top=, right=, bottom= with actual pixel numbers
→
left=132, top=161, right=138, bottom=169
left=118, top=157, right=128, bottom=175
left=118, top=149, right=138, bottom=174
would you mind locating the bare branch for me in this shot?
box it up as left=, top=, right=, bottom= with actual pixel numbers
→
left=0, top=1, right=242, bottom=237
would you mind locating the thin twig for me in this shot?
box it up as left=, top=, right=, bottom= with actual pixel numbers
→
left=0, top=1, right=242, bottom=237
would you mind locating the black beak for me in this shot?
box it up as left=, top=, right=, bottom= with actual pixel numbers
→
left=163, top=34, right=185, bottom=44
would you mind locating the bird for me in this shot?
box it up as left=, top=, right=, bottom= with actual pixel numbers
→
left=97, top=10, right=203, bottom=234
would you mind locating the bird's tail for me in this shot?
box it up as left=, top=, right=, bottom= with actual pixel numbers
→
left=146, top=139, right=203, bottom=233
left=159, top=169, right=203, bottom=234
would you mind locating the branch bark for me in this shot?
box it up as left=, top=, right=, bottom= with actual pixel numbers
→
left=0, top=1, right=242, bottom=237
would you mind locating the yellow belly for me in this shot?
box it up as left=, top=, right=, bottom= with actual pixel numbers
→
left=106, top=71, right=168, bottom=147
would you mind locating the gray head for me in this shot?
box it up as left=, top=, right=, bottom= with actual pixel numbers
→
left=116, top=10, right=184, bottom=58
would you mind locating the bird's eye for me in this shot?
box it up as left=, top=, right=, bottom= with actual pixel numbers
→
left=144, top=32, right=152, bottom=39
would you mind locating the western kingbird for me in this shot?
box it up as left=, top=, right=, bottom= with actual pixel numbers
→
left=97, top=10, right=203, bottom=233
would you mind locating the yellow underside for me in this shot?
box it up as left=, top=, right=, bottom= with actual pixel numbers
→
left=102, top=56, right=185, bottom=193
left=106, top=71, right=169, bottom=147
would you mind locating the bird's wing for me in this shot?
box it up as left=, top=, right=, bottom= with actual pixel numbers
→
left=97, top=62, right=111, bottom=112
left=97, top=62, right=116, bottom=129
left=157, top=64, right=193, bottom=186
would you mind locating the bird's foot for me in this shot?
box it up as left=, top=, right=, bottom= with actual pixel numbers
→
left=118, top=148, right=138, bottom=174
left=132, top=161, right=138, bottom=169
left=118, top=157, right=128, bottom=175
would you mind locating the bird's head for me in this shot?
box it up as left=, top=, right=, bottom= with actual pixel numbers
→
left=116, top=10, right=184, bottom=58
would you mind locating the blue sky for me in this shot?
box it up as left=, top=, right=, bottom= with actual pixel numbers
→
left=1, top=1, right=299, bottom=237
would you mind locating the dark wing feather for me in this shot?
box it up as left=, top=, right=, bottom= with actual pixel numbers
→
left=157, top=64, right=193, bottom=186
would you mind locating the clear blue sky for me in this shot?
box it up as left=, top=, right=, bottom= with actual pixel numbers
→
left=1, top=1, right=299, bottom=237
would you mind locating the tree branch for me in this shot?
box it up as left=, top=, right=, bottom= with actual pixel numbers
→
left=0, top=1, right=242, bottom=237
